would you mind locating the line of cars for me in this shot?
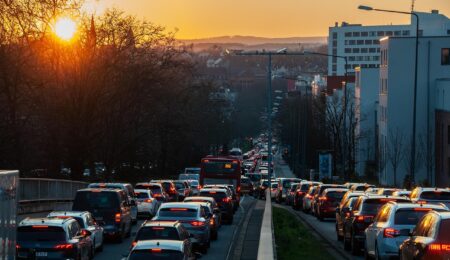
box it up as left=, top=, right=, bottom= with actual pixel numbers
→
left=278, top=180, right=450, bottom=259
left=16, top=176, right=239, bottom=259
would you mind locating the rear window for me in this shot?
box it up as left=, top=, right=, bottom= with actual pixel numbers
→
left=73, top=191, right=120, bottom=210
left=361, top=198, right=409, bottom=215
left=158, top=208, right=197, bottom=218
left=136, top=227, right=180, bottom=241
left=129, top=250, right=183, bottom=260
left=161, top=183, right=172, bottom=191
left=420, top=191, right=450, bottom=200
left=174, top=183, right=185, bottom=189
left=382, top=190, right=396, bottom=196
left=18, top=226, right=66, bottom=242
left=438, top=219, right=450, bottom=242
left=135, top=192, right=150, bottom=199
left=199, top=191, right=227, bottom=202
left=320, top=185, right=345, bottom=195
left=326, top=191, right=346, bottom=200
left=300, top=184, right=311, bottom=192
left=394, top=208, right=435, bottom=225
left=271, top=184, right=278, bottom=188
left=283, top=180, right=297, bottom=188
left=188, top=181, right=199, bottom=187
left=241, top=178, right=250, bottom=184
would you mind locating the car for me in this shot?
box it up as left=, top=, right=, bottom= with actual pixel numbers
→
left=151, top=180, right=179, bottom=202
left=365, top=202, right=449, bottom=259
left=410, top=187, right=450, bottom=208
left=292, top=181, right=321, bottom=210
left=392, top=190, right=412, bottom=198
left=186, top=201, right=220, bottom=240
left=130, top=221, right=192, bottom=252
left=400, top=211, right=450, bottom=260
left=240, top=176, right=254, bottom=195
left=187, top=180, right=200, bottom=196
left=135, top=183, right=169, bottom=203
left=303, top=186, right=318, bottom=213
left=270, top=183, right=278, bottom=199
left=152, top=202, right=211, bottom=252
left=173, top=181, right=191, bottom=200
left=256, top=179, right=273, bottom=199
left=336, top=196, right=359, bottom=241
left=350, top=183, right=375, bottom=192
left=316, top=188, right=348, bottom=221
left=199, top=188, right=234, bottom=224
left=342, top=195, right=411, bottom=255
left=203, top=185, right=238, bottom=211
left=376, top=188, right=404, bottom=196
left=275, top=178, right=302, bottom=203
left=126, top=240, right=196, bottom=260
left=184, top=196, right=222, bottom=227
left=47, top=211, right=104, bottom=253
left=285, top=183, right=300, bottom=206
left=72, top=188, right=133, bottom=242
left=16, top=217, right=93, bottom=260
left=134, top=189, right=160, bottom=218
left=312, top=184, right=346, bottom=216
left=365, top=187, right=381, bottom=194
left=88, top=183, right=138, bottom=224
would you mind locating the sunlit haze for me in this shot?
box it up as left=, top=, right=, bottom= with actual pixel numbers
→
left=84, top=0, right=450, bottom=39
left=54, top=17, right=77, bottom=41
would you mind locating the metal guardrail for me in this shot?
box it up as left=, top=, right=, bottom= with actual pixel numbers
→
left=19, top=178, right=88, bottom=203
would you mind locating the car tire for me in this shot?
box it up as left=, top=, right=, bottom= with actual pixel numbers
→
left=351, top=232, right=360, bottom=255
left=343, top=228, right=351, bottom=251
left=126, top=224, right=132, bottom=238
left=211, top=230, right=218, bottom=240
left=374, top=244, right=380, bottom=260
left=364, top=243, right=371, bottom=260
left=336, top=224, right=343, bottom=241
left=97, top=241, right=103, bottom=252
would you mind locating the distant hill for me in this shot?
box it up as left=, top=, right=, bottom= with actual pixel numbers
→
left=179, top=35, right=327, bottom=45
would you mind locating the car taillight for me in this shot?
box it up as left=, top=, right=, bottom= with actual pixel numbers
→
left=428, top=244, right=450, bottom=252
left=151, top=248, right=162, bottom=253
left=191, top=221, right=206, bottom=226
left=115, top=213, right=121, bottom=223
left=319, top=196, right=327, bottom=201
left=383, top=228, right=401, bottom=238
left=356, top=215, right=373, bottom=223
left=222, top=197, right=231, bottom=203
left=297, top=191, right=304, bottom=196
left=237, top=186, right=241, bottom=192
left=54, top=244, right=73, bottom=250
left=210, top=218, right=214, bottom=225
left=145, top=199, right=153, bottom=203
left=15, top=244, right=20, bottom=250
left=131, top=241, right=137, bottom=248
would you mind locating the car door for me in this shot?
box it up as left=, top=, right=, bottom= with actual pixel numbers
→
left=403, top=214, right=431, bottom=259
left=71, top=222, right=87, bottom=259
left=87, top=213, right=102, bottom=247
left=366, top=204, right=389, bottom=255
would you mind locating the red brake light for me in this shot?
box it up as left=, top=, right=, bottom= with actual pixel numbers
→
left=152, top=227, right=165, bottom=230
left=319, top=196, right=327, bottom=201
left=115, top=213, right=121, bottom=223
left=16, top=244, right=20, bottom=249
left=170, top=208, right=188, bottom=211
left=417, top=200, right=427, bottom=204
left=32, top=225, right=48, bottom=229
left=413, top=208, right=431, bottom=211
left=222, top=197, right=231, bottom=203
left=209, top=191, right=217, bottom=194
left=383, top=228, right=401, bottom=238
left=145, top=199, right=153, bottom=203
left=237, top=186, right=241, bottom=192
left=131, top=241, right=137, bottom=247
left=356, top=215, right=373, bottom=222
left=428, top=244, right=450, bottom=252
left=191, top=221, right=206, bottom=226
left=151, top=248, right=162, bottom=253
left=54, top=244, right=73, bottom=249
left=210, top=218, right=215, bottom=225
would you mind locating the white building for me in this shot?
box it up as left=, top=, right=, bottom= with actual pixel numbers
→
left=355, top=67, right=379, bottom=176
left=378, top=36, right=450, bottom=187
left=328, top=10, right=450, bottom=76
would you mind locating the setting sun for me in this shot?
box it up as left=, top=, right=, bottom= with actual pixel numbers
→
left=54, top=17, right=77, bottom=41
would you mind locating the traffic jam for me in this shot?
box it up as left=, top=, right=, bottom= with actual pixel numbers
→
left=15, top=153, right=245, bottom=260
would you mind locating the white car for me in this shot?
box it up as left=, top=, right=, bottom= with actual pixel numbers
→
left=270, top=183, right=278, bottom=199
left=134, top=189, right=159, bottom=217
left=47, top=211, right=104, bottom=252
left=364, top=202, right=448, bottom=259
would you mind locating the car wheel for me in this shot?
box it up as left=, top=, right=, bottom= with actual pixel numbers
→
left=89, top=244, right=94, bottom=260
left=211, top=230, right=218, bottom=240
left=374, top=244, right=380, bottom=260
left=343, top=228, right=351, bottom=251
left=126, top=223, right=132, bottom=238
left=97, top=240, right=103, bottom=252
left=364, top=242, right=371, bottom=260
left=336, top=224, right=343, bottom=241
left=351, top=232, right=360, bottom=255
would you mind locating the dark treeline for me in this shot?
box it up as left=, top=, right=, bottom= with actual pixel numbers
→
left=0, top=0, right=230, bottom=181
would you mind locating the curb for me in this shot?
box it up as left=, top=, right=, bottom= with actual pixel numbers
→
left=257, top=189, right=275, bottom=260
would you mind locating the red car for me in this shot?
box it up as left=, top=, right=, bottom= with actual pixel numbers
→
left=316, top=188, right=348, bottom=221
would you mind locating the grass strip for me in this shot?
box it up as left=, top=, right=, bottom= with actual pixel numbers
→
left=273, top=206, right=336, bottom=260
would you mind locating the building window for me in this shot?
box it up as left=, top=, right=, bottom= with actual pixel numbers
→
left=386, top=31, right=393, bottom=36
left=353, top=32, right=360, bottom=37
left=332, top=40, right=337, bottom=47
left=361, top=32, right=368, bottom=37
left=361, top=48, right=368, bottom=53
left=448, top=125, right=450, bottom=144
left=442, top=48, right=450, bottom=65
left=369, top=64, right=376, bottom=68
left=333, top=32, right=337, bottom=39
left=377, top=31, right=385, bottom=36
left=369, top=31, right=376, bottom=36
left=353, top=48, right=360, bottom=53
left=369, top=48, right=376, bottom=53
left=365, top=39, right=372, bottom=45
left=332, top=48, right=337, bottom=55
left=373, top=39, right=380, bottom=44
left=394, top=31, right=401, bottom=36
left=349, top=40, right=356, bottom=45
left=345, top=48, right=352, bottom=53
left=349, top=56, right=356, bottom=61
left=332, top=64, right=337, bottom=72
left=332, top=56, right=337, bottom=63
left=357, top=56, right=364, bottom=61
left=402, top=30, right=410, bottom=36
left=364, top=56, right=371, bottom=61
left=361, top=64, right=368, bottom=68
left=418, top=30, right=423, bottom=36
left=377, top=48, right=381, bottom=53
left=373, top=56, right=380, bottom=61
left=345, top=40, right=349, bottom=45
left=448, top=30, right=450, bottom=35
left=357, top=40, right=364, bottom=45
left=345, top=32, right=352, bottom=37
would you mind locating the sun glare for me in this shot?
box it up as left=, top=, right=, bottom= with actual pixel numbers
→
left=54, top=18, right=77, bottom=41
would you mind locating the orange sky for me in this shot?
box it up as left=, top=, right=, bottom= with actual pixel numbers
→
left=83, top=0, right=450, bottom=39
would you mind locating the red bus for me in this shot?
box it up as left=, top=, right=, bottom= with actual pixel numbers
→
left=199, top=156, right=241, bottom=195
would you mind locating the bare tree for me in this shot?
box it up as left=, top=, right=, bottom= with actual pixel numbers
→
left=387, top=128, right=404, bottom=187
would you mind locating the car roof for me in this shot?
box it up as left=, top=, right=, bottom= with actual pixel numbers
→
left=184, top=196, right=215, bottom=202
left=387, top=202, right=448, bottom=210
left=200, top=188, right=228, bottom=193
left=361, top=195, right=409, bottom=201
left=77, top=187, right=122, bottom=193
left=133, top=240, right=184, bottom=251
left=416, top=187, right=449, bottom=192
left=19, top=217, right=74, bottom=227
left=142, top=221, right=180, bottom=227
left=135, top=189, right=152, bottom=193
left=159, top=202, right=200, bottom=210
left=47, top=211, right=89, bottom=218
left=324, top=188, right=348, bottom=193
left=186, top=201, right=211, bottom=208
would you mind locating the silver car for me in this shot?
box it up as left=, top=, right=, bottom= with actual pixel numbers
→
left=125, top=240, right=195, bottom=260
left=365, top=202, right=448, bottom=259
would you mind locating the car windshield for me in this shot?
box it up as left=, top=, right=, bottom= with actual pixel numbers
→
left=394, top=208, right=435, bottom=225
left=136, top=227, right=180, bottom=241
left=158, top=208, right=197, bottom=218
left=135, top=192, right=150, bottom=199
left=18, top=226, right=66, bottom=242
left=199, top=191, right=227, bottom=202
left=129, top=250, right=183, bottom=260
left=420, top=191, right=450, bottom=200
left=73, top=191, right=119, bottom=210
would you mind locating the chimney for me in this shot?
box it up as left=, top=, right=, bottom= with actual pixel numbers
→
left=431, top=10, right=439, bottom=14
left=335, top=22, right=338, bottom=27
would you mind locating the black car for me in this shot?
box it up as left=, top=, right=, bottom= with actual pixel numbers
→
left=72, top=188, right=133, bottom=242
left=17, top=217, right=93, bottom=259
left=131, top=221, right=192, bottom=251
left=199, top=188, right=234, bottom=224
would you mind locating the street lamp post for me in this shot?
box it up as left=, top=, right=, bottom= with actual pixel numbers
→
left=303, top=51, right=349, bottom=180
left=359, top=5, right=420, bottom=185
left=233, top=49, right=305, bottom=191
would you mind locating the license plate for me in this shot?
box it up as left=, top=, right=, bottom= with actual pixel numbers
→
left=36, top=252, right=48, bottom=257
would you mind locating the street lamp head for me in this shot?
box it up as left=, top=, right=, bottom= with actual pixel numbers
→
left=358, top=5, right=373, bottom=11
left=276, top=48, right=287, bottom=54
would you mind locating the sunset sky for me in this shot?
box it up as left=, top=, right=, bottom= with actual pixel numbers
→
left=83, top=0, right=450, bottom=39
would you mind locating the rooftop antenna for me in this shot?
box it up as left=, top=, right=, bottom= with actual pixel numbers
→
left=411, top=0, right=416, bottom=12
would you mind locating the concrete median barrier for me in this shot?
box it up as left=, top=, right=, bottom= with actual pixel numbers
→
left=257, top=189, right=275, bottom=260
